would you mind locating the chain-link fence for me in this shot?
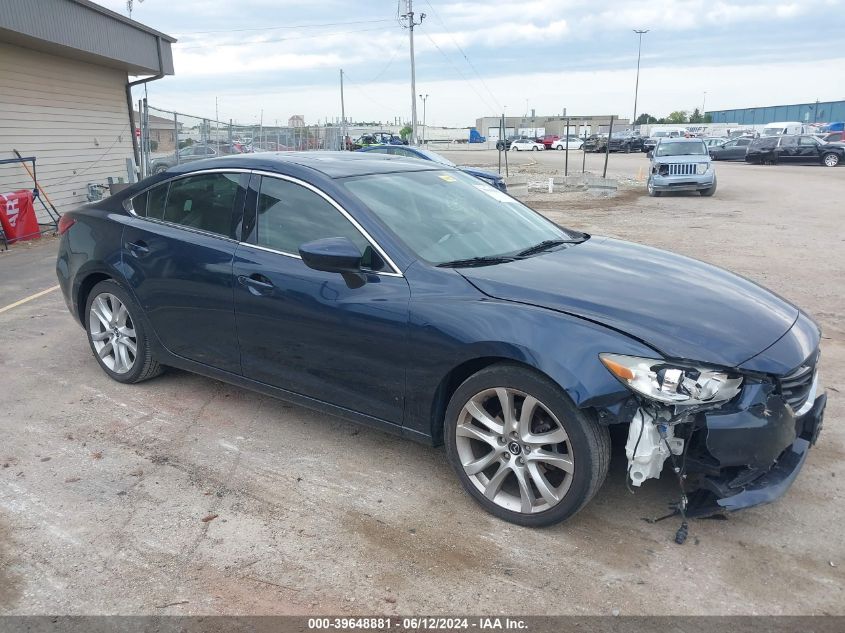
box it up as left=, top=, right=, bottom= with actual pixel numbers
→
left=136, top=101, right=345, bottom=179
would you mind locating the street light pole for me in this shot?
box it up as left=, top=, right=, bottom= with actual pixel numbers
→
left=632, top=29, right=649, bottom=128
left=419, top=93, right=428, bottom=145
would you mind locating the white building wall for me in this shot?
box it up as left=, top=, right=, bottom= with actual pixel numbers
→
left=0, top=42, right=134, bottom=222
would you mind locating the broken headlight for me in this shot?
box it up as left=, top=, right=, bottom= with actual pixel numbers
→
left=599, top=353, right=742, bottom=405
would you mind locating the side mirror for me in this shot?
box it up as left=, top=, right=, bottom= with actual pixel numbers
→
left=299, top=237, right=362, bottom=274
left=646, top=150, right=653, bottom=159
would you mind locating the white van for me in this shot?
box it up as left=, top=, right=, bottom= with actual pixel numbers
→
left=761, top=121, right=807, bottom=136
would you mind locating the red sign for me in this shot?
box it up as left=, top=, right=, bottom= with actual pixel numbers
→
left=0, top=190, right=40, bottom=243
left=135, top=127, right=141, bottom=138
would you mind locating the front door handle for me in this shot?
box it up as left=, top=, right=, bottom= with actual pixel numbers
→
left=125, top=240, right=150, bottom=257
left=238, top=273, right=275, bottom=294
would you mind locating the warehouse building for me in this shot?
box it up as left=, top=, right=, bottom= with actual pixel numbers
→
left=0, top=0, right=175, bottom=220
left=706, top=100, right=845, bottom=126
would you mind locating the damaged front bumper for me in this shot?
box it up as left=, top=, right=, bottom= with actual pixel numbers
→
left=621, top=354, right=826, bottom=518
left=688, top=383, right=826, bottom=517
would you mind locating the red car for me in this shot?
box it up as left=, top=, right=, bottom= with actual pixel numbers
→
left=540, top=134, right=560, bottom=149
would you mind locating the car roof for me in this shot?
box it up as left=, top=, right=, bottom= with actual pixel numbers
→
left=657, top=137, right=702, bottom=142
left=167, top=151, right=444, bottom=179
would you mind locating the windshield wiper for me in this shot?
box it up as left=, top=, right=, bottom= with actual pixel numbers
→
left=437, top=255, right=515, bottom=268
left=515, top=237, right=587, bottom=257
left=515, top=239, right=569, bottom=257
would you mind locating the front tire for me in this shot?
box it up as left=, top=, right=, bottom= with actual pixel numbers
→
left=85, top=280, right=163, bottom=384
left=823, top=152, right=840, bottom=167
left=700, top=177, right=717, bottom=196
left=444, top=363, right=610, bottom=527
left=647, top=177, right=661, bottom=197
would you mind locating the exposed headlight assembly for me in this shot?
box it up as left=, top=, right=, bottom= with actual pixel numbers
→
left=696, top=163, right=709, bottom=175
left=600, top=353, right=742, bottom=405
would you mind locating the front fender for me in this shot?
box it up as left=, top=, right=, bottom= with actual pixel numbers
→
left=402, top=263, right=659, bottom=438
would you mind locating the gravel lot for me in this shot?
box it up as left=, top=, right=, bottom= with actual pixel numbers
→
left=0, top=150, right=842, bottom=615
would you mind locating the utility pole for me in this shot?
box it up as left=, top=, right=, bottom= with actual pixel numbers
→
left=340, top=69, right=347, bottom=150
left=400, top=0, right=425, bottom=145
left=632, top=29, right=649, bottom=128
left=419, top=93, right=428, bottom=145
left=702, top=91, right=707, bottom=120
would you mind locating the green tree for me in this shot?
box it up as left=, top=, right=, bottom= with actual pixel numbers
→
left=636, top=113, right=658, bottom=125
left=704, top=113, right=713, bottom=124
left=688, top=108, right=704, bottom=124
left=666, top=110, right=689, bottom=124
left=399, top=125, right=413, bottom=140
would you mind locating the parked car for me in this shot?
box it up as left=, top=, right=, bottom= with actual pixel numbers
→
left=551, top=136, right=584, bottom=151
left=350, top=132, right=405, bottom=150
left=607, top=132, right=645, bottom=153
left=540, top=134, right=560, bottom=149
left=709, top=137, right=753, bottom=161
left=495, top=136, right=520, bottom=151
left=356, top=145, right=506, bottom=191
left=150, top=143, right=241, bottom=174
left=509, top=138, right=544, bottom=151
left=643, top=129, right=685, bottom=153
left=647, top=138, right=716, bottom=196
left=819, top=131, right=845, bottom=144
left=745, top=135, right=844, bottom=167
left=56, top=151, right=826, bottom=528
left=582, top=134, right=608, bottom=152
left=702, top=137, right=728, bottom=148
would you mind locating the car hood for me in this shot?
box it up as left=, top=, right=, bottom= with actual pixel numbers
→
left=457, top=237, right=798, bottom=367
left=652, top=154, right=710, bottom=164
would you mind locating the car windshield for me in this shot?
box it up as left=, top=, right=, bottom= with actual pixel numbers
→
left=655, top=141, right=707, bottom=157
left=342, top=170, right=581, bottom=265
left=413, top=148, right=456, bottom=167
left=762, top=127, right=782, bottom=136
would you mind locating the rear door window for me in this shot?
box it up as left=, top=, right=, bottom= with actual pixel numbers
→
left=163, top=173, right=241, bottom=237
left=131, top=182, right=168, bottom=218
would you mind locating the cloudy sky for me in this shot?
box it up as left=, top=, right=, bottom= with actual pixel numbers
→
left=98, top=0, right=843, bottom=127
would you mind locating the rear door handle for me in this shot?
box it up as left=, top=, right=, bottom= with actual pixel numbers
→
left=125, top=240, right=149, bottom=257
left=237, top=273, right=275, bottom=294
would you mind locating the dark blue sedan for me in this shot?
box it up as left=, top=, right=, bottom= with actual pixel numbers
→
left=56, top=151, right=825, bottom=529
left=356, top=144, right=507, bottom=192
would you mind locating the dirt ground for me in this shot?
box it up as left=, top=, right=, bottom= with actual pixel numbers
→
left=0, top=150, right=842, bottom=615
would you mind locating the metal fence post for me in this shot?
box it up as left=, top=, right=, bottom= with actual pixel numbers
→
left=582, top=127, right=587, bottom=174
left=564, top=117, right=570, bottom=177
left=173, top=111, right=179, bottom=165
left=603, top=115, right=614, bottom=179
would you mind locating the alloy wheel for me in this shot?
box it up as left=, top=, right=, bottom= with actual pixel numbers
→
left=454, top=387, right=574, bottom=514
left=88, top=293, right=137, bottom=374
left=824, top=153, right=839, bottom=167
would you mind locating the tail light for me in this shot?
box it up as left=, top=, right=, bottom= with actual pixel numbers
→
left=57, top=214, right=76, bottom=235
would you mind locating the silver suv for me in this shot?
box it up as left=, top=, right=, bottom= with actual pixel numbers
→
left=647, top=138, right=716, bottom=197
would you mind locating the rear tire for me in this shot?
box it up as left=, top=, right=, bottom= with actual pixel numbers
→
left=85, top=280, right=163, bottom=384
left=823, top=152, right=840, bottom=167
left=444, top=363, right=610, bottom=527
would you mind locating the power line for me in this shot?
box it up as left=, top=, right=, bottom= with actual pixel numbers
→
left=423, top=0, right=502, bottom=111
left=177, top=18, right=393, bottom=36
left=421, top=30, right=499, bottom=115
